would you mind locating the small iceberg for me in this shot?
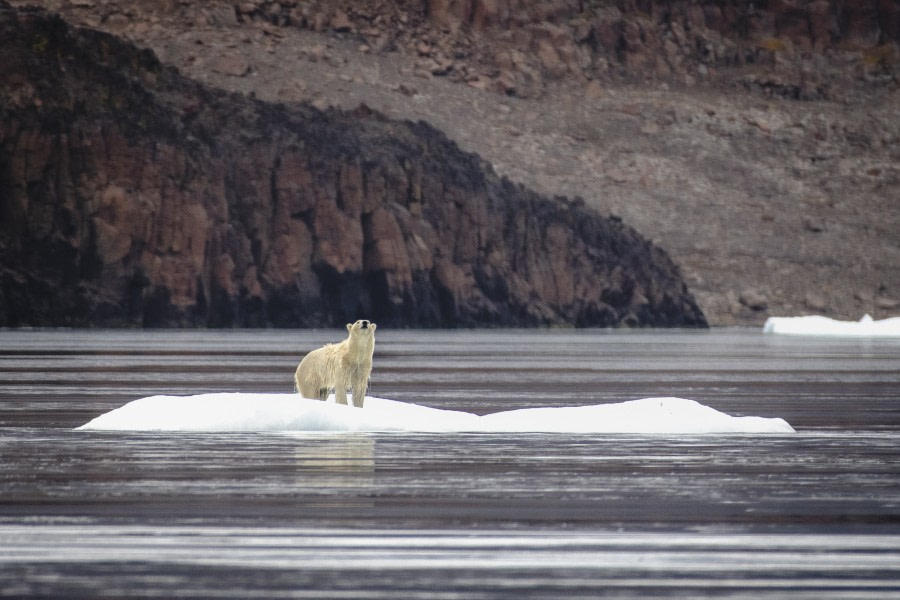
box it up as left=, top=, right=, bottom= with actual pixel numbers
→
left=76, top=393, right=795, bottom=434
left=763, top=314, right=900, bottom=337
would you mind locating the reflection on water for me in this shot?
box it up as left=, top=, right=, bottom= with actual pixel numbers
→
left=4, top=526, right=900, bottom=599
left=1, top=329, right=899, bottom=598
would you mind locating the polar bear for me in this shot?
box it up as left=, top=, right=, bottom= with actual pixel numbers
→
left=294, top=319, right=376, bottom=408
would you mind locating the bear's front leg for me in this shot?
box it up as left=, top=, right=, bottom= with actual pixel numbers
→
left=334, top=377, right=349, bottom=405
left=351, top=382, right=366, bottom=408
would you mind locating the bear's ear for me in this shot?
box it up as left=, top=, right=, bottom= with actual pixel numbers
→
left=346, top=323, right=353, bottom=332
left=371, top=323, right=377, bottom=331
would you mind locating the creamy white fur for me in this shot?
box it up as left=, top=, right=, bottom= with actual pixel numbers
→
left=294, top=320, right=376, bottom=408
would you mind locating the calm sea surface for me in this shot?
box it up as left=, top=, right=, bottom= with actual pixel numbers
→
left=1, top=328, right=899, bottom=598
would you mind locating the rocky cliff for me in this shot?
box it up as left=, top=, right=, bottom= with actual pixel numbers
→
left=231, top=0, right=899, bottom=100
left=0, top=5, right=706, bottom=328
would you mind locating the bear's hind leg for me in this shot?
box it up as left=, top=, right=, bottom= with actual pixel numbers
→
left=298, top=377, right=327, bottom=402
left=298, top=381, right=317, bottom=400
left=294, top=366, right=304, bottom=394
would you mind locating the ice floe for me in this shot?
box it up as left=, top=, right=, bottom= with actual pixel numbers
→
left=76, top=393, right=795, bottom=434
left=763, top=314, right=900, bottom=337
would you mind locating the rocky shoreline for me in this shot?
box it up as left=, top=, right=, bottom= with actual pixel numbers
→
left=3, top=0, right=899, bottom=325
left=0, top=4, right=706, bottom=328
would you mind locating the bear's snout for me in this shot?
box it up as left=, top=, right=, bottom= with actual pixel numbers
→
left=361, top=320, right=370, bottom=329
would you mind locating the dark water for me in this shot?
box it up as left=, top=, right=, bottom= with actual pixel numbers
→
left=1, top=328, right=899, bottom=598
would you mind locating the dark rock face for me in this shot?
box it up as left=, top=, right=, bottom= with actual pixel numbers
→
left=0, top=5, right=706, bottom=328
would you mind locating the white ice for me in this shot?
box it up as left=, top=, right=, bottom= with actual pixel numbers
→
left=763, top=314, right=900, bottom=337
left=76, top=393, right=795, bottom=434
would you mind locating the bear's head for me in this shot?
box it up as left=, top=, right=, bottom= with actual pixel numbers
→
left=345, top=319, right=376, bottom=357
left=346, top=319, right=377, bottom=337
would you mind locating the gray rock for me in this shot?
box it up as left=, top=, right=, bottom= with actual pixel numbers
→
left=739, top=289, right=769, bottom=311
left=805, top=292, right=827, bottom=311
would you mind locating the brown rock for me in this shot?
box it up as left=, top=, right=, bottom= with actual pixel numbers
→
left=739, top=289, right=769, bottom=311
left=804, top=218, right=825, bottom=233
left=466, top=76, right=490, bottom=90
left=262, top=221, right=313, bottom=286
left=274, top=152, right=315, bottom=217
left=432, top=258, right=468, bottom=303
left=214, top=253, right=238, bottom=296
left=306, top=44, right=326, bottom=63
left=875, top=296, right=900, bottom=310
left=536, top=39, right=566, bottom=77
left=312, top=198, right=363, bottom=275
left=493, top=69, right=517, bottom=94
left=805, top=292, right=827, bottom=311
left=427, top=0, right=468, bottom=28
left=364, top=206, right=411, bottom=274
left=242, top=266, right=264, bottom=299
left=338, top=163, right=364, bottom=215
left=430, top=54, right=454, bottom=75
left=92, top=217, right=132, bottom=264
left=211, top=54, right=250, bottom=77
left=808, top=0, right=834, bottom=51
left=620, top=20, right=643, bottom=53
left=207, top=5, right=238, bottom=27
left=330, top=10, right=353, bottom=33
left=841, top=0, right=883, bottom=46
left=584, top=79, right=605, bottom=98
left=472, top=0, right=502, bottom=30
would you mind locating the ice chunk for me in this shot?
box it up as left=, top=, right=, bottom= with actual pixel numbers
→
left=763, top=314, right=900, bottom=337
left=76, top=393, right=795, bottom=434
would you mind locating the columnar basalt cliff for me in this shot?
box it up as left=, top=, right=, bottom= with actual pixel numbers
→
left=0, top=5, right=705, bottom=328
